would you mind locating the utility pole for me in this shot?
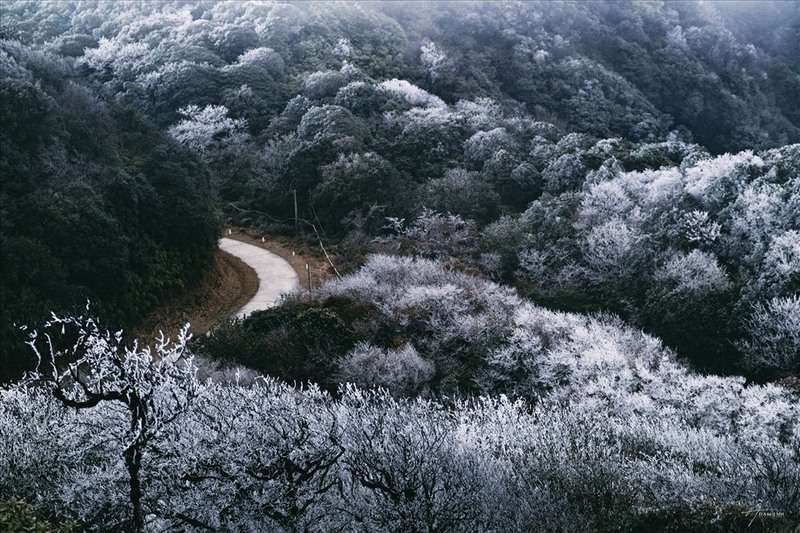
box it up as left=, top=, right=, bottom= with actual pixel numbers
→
left=292, top=189, right=298, bottom=235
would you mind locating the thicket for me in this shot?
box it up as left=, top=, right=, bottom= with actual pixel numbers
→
left=1, top=309, right=798, bottom=531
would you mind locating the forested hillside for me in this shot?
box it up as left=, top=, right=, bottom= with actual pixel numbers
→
left=0, top=40, right=219, bottom=380
left=0, top=1, right=798, bottom=531
left=3, top=1, right=799, bottom=151
left=4, top=0, right=797, bottom=375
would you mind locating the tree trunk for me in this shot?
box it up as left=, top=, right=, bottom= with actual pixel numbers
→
left=124, top=445, right=145, bottom=533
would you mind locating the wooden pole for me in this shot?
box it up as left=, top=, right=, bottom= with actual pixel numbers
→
left=292, top=189, right=298, bottom=235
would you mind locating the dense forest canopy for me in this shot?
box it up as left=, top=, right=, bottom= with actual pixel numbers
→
left=0, top=1, right=799, bottom=531
left=2, top=0, right=799, bottom=151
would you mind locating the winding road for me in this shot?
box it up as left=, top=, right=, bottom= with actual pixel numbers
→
left=219, top=237, right=300, bottom=317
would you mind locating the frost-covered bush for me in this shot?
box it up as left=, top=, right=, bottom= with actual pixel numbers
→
left=377, top=79, right=446, bottom=108
left=455, top=97, right=503, bottom=130
left=236, top=46, right=284, bottom=74
left=337, top=342, right=434, bottom=396
left=581, top=218, right=644, bottom=282
left=754, top=230, right=800, bottom=297
left=681, top=210, right=722, bottom=245
left=419, top=168, right=501, bottom=223
left=302, top=69, right=347, bottom=100
left=542, top=152, right=587, bottom=192
left=296, top=104, right=364, bottom=144
left=420, top=41, right=449, bottom=81
left=739, top=295, right=800, bottom=375
left=167, top=104, right=248, bottom=157
left=653, top=250, right=731, bottom=294
left=463, top=127, right=517, bottom=164
left=313, top=151, right=405, bottom=228
left=334, top=81, right=388, bottom=115
left=378, top=209, right=479, bottom=265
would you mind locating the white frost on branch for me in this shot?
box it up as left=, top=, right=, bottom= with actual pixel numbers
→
left=168, top=104, right=248, bottom=156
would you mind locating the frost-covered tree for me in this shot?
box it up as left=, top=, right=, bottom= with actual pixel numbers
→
left=642, top=250, right=733, bottom=367
left=236, top=47, right=285, bottom=74
left=380, top=209, right=478, bottom=264
left=378, top=79, right=446, bottom=108
left=681, top=210, right=722, bottom=245
left=167, top=104, right=248, bottom=158
left=582, top=218, right=643, bottom=283
left=341, top=391, right=484, bottom=532
left=313, top=151, right=404, bottom=230
left=542, top=152, right=586, bottom=193
left=739, top=295, right=800, bottom=376
left=334, top=81, right=387, bottom=115
left=420, top=168, right=500, bottom=223
left=161, top=380, right=344, bottom=531
left=463, top=127, right=517, bottom=165
left=755, top=230, right=800, bottom=297
left=20, top=311, right=199, bottom=532
left=303, top=70, right=348, bottom=100
left=420, top=41, right=448, bottom=82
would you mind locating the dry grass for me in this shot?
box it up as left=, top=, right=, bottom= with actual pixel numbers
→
left=133, top=249, right=258, bottom=342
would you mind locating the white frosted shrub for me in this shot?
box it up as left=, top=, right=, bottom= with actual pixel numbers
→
left=681, top=209, right=722, bottom=244
left=463, top=127, right=516, bottom=163
left=578, top=178, right=635, bottom=228
left=377, top=78, right=446, bottom=108
left=739, top=295, right=800, bottom=374
left=236, top=46, right=284, bottom=73
left=167, top=104, right=248, bottom=157
left=420, top=41, right=448, bottom=81
left=654, top=249, right=731, bottom=294
left=337, top=342, right=435, bottom=396
left=542, top=152, right=586, bottom=192
left=582, top=218, right=643, bottom=281
left=729, top=181, right=788, bottom=249
left=684, top=150, right=761, bottom=199
left=757, top=230, right=800, bottom=295
left=0, top=387, right=129, bottom=528
left=302, top=69, right=347, bottom=100
left=455, top=97, right=503, bottom=130
left=339, top=387, right=487, bottom=532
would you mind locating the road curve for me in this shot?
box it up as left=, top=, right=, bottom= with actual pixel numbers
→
left=219, top=237, right=300, bottom=317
